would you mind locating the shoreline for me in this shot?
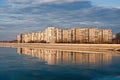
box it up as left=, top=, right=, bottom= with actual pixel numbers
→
left=0, top=43, right=120, bottom=53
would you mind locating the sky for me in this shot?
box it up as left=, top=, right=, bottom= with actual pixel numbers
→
left=0, top=0, right=120, bottom=41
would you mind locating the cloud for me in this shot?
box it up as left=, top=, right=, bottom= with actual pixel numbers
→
left=7, top=0, right=90, bottom=9
left=116, top=7, right=120, bottom=9
left=0, top=0, right=120, bottom=40
left=8, top=0, right=88, bottom=4
left=8, top=0, right=31, bottom=3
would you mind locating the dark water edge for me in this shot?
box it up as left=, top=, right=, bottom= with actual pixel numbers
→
left=0, top=47, right=120, bottom=80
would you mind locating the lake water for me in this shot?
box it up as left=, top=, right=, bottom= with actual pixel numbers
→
left=0, top=47, right=120, bottom=80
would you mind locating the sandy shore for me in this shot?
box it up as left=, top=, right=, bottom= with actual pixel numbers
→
left=0, top=43, right=120, bottom=53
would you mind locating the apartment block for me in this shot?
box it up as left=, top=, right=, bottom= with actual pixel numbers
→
left=45, top=27, right=57, bottom=43
left=37, top=32, right=42, bottom=42
left=76, top=28, right=89, bottom=43
left=102, top=29, right=112, bottom=43
left=17, top=27, right=112, bottom=44
left=97, top=29, right=103, bottom=43
left=75, top=28, right=89, bottom=43
left=21, top=34, right=25, bottom=43
left=68, top=29, right=72, bottom=43
left=75, top=28, right=81, bottom=43
left=17, top=34, right=22, bottom=43
left=62, top=29, right=69, bottom=43
left=88, top=28, right=99, bottom=43
left=56, top=29, right=63, bottom=43
left=71, top=28, right=76, bottom=43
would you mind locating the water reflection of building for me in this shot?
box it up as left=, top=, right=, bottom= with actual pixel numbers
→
left=17, top=48, right=113, bottom=65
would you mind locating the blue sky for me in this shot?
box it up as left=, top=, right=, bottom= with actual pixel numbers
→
left=0, top=0, right=120, bottom=40
left=0, top=0, right=5, bottom=4
left=90, top=0, right=120, bottom=8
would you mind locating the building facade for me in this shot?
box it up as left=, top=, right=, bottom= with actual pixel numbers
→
left=17, top=27, right=113, bottom=43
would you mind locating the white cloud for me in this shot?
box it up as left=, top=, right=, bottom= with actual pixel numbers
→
left=0, top=0, right=120, bottom=40
left=7, top=0, right=89, bottom=9
left=8, top=0, right=31, bottom=3
left=32, top=0, right=83, bottom=4
left=116, top=7, right=120, bottom=9
left=8, top=0, right=88, bottom=5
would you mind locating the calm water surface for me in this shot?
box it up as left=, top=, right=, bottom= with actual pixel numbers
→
left=0, top=47, right=120, bottom=80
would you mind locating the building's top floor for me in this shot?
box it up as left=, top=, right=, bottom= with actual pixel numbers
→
left=18, top=27, right=112, bottom=36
